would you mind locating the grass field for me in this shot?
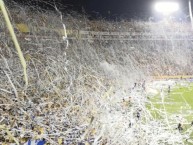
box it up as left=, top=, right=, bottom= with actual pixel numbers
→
left=149, top=81, right=193, bottom=121
left=148, top=80, right=193, bottom=135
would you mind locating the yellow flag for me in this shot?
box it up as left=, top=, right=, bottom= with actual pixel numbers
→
left=58, top=138, right=63, bottom=144
left=16, top=23, right=30, bottom=33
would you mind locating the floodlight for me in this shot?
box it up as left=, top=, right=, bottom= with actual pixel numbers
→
left=154, top=1, right=180, bottom=15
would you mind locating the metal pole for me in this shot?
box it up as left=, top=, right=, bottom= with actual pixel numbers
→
left=0, top=0, right=28, bottom=87
left=189, top=0, right=193, bottom=28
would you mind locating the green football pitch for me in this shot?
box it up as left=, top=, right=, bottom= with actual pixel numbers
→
left=148, top=81, right=193, bottom=125
left=147, top=81, right=193, bottom=144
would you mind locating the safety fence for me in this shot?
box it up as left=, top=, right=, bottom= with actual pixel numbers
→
left=1, top=23, right=193, bottom=41
left=152, top=75, right=193, bottom=80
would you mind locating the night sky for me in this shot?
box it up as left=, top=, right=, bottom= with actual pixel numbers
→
left=12, top=0, right=190, bottom=20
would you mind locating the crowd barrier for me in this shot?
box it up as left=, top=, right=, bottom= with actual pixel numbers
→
left=152, top=75, right=193, bottom=80
left=1, top=23, right=193, bottom=41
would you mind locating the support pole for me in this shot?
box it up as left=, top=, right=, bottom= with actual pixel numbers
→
left=0, top=0, right=28, bottom=86
left=189, top=0, right=193, bottom=29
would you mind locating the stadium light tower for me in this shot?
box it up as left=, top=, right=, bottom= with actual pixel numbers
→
left=154, top=1, right=180, bottom=16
